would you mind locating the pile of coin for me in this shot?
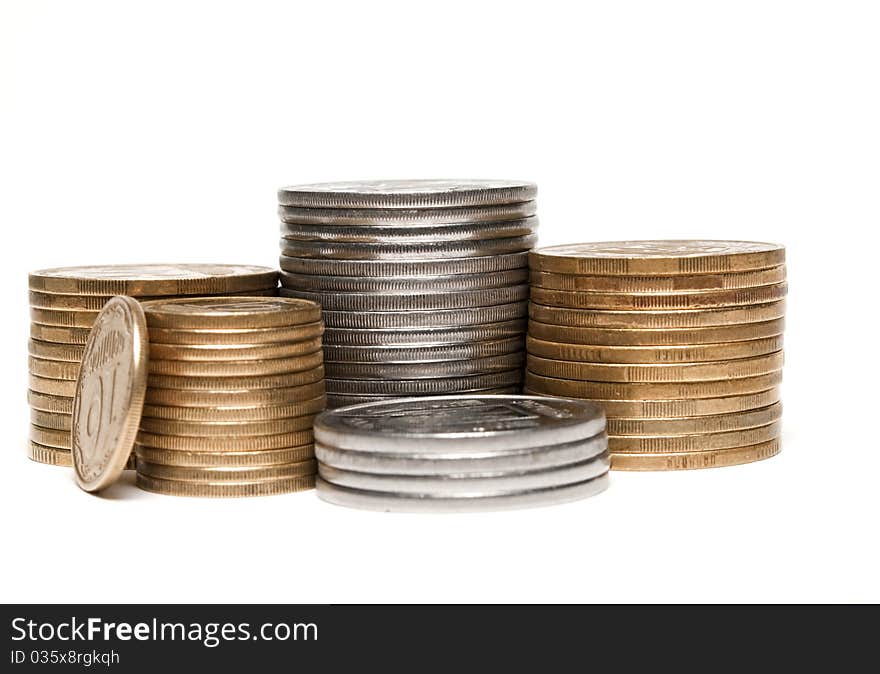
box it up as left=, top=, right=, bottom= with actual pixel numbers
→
left=524, top=241, right=786, bottom=470
left=276, top=180, right=538, bottom=407
left=27, top=265, right=278, bottom=467
left=314, top=395, right=610, bottom=512
left=134, top=297, right=325, bottom=497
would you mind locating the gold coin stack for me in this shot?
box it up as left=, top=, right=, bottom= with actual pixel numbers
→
left=134, top=297, right=325, bottom=497
left=27, top=265, right=279, bottom=467
left=524, top=241, right=786, bottom=471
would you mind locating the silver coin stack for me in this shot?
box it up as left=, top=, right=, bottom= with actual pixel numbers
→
left=314, top=395, right=610, bottom=512
left=276, top=180, right=538, bottom=407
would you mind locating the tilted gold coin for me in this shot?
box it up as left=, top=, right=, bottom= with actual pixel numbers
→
left=527, top=318, right=785, bottom=346
left=136, top=429, right=313, bottom=451
left=526, top=335, right=784, bottom=363
left=28, top=441, right=71, bottom=466
left=529, top=266, right=787, bottom=293
left=136, top=459, right=317, bottom=482
left=30, top=323, right=92, bottom=344
left=147, top=338, right=322, bottom=362
left=136, top=473, right=315, bottom=497
left=138, top=414, right=317, bottom=437
left=30, top=424, right=71, bottom=449
left=525, top=370, right=783, bottom=399
left=607, top=403, right=782, bottom=435
left=140, top=395, right=326, bottom=422
left=526, top=351, right=784, bottom=382
left=27, top=389, right=73, bottom=413
left=28, top=374, right=76, bottom=397
left=28, top=339, right=85, bottom=361
left=144, top=380, right=325, bottom=407
left=529, top=283, right=787, bottom=310
left=142, top=297, right=321, bottom=329
left=147, top=351, right=324, bottom=377
left=30, top=307, right=99, bottom=328
left=28, top=356, right=80, bottom=380
left=147, top=366, right=324, bottom=391
left=529, top=300, right=786, bottom=329
left=608, top=421, right=781, bottom=453
left=134, top=444, right=314, bottom=467
left=145, top=321, right=323, bottom=345
left=529, top=241, right=786, bottom=275
left=71, top=296, right=149, bottom=491
left=31, top=408, right=72, bottom=431
left=610, top=439, right=780, bottom=470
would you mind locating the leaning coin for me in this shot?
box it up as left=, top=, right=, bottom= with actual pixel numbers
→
left=147, top=366, right=324, bottom=390
left=322, top=302, right=527, bottom=329
left=31, top=408, right=72, bottom=431
left=610, top=439, right=780, bottom=470
left=136, top=460, right=317, bottom=482
left=142, top=297, right=321, bottom=329
left=145, top=321, right=323, bottom=346
left=30, top=324, right=92, bottom=344
left=140, top=395, right=326, bottom=421
left=144, top=380, right=325, bottom=407
left=30, top=424, right=71, bottom=449
left=147, top=338, right=322, bottom=362
left=27, top=389, right=73, bottom=413
left=147, top=352, right=324, bottom=377
left=608, top=421, right=781, bottom=454
left=136, top=473, right=316, bottom=497
left=280, top=285, right=529, bottom=311
left=279, top=234, right=537, bottom=260
left=134, top=444, right=315, bottom=467
left=529, top=266, right=787, bottom=293
left=28, top=356, right=80, bottom=380
left=29, top=375, right=77, bottom=397
left=138, top=414, right=317, bottom=436
left=28, top=441, right=71, bottom=466
left=324, top=371, right=522, bottom=396
left=279, top=217, right=537, bottom=242
left=29, top=307, right=99, bottom=328
left=136, top=429, right=314, bottom=452
left=325, top=353, right=524, bottom=380
left=279, top=269, right=529, bottom=293
left=28, top=339, right=85, bottom=361
left=607, top=403, right=782, bottom=435
left=529, top=283, right=788, bottom=310
left=278, top=201, right=537, bottom=225
left=279, top=252, right=528, bottom=277
left=323, top=337, right=524, bottom=363
left=324, top=320, right=527, bottom=347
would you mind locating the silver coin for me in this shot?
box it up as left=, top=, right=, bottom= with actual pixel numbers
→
left=279, top=217, right=538, bottom=243
left=279, top=269, right=528, bottom=293
left=280, top=285, right=529, bottom=311
left=319, top=455, right=609, bottom=496
left=321, top=302, right=527, bottom=329
left=278, top=201, right=537, bottom=225
left=315, top=434, right=608, bottom=475
left=323, top=337, right=524, bottom=363
left=324, top=353, right=524, bottom=380
left=279, top=234, right=536, bottom=260
left=315, top=473, right=609, bottom=513
left=325, top=388, right=521, bottom=408
left=314, top=394, right=606, bottom=452
left=277, top=179, right=537, bottom=209
left=279, top=252, right=528, bottom=277
left=324, top=321, right=527, bottom=346
left=324, top=371, right=523, bottom=396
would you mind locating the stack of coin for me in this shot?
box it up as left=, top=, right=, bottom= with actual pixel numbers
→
left=133, top=297, right=325, bottom=497
left=314, top=395, right=610, bottom=512
left=524, top=241, right=786, bottom=470
left=27, top=264, right=279, bottom=467
left=276, top=180, right=537, bottom=407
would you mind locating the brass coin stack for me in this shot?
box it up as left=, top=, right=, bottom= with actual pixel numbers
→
left=134, top=297, right=325, bottom=497
left=524, top=241, right=786, bottom=470
left=27, top=265, right=279, bottom=467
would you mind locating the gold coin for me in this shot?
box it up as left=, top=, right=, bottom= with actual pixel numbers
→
left=146, top=321, right=323, bottom=345
left=608, top=421, right=781, bottom=453
left=28, top=264, right=278, bottom=295
left=529, top=241, right=786, bottom=275
left=529, top=300, right=786, bottom=329
left=136, top=473, right=315, bottom=497
left=30, top=424, right=71, bottom=449
left=28, top=375, right=76, bottom=396
left=147, top=338, right=322, bottom=362
left=607, top=403, right=782, bottom=435
left=28, top=339, right=85, bottom=361
left=523, top=388, right=781, bottom=418
left=28, top=441, right=71, bottom=466
left=529, top=266, right=787, bottom=292
left=147, top=351, right=324, bottom=378
left=30, top=323, right=91, bottom=344
left=136, top=459, right=317, bottom=482
left=31, top=408, right=71, bottom=431
left=27, top=389, right=73, bottom=413
left=525, top=370, right=783, bottom=399
left=28, top=356, right=80, bottom=380
left=138, top=414, right=316, bottom=436
left=135, top=444, right=314, bottom=467
left=136, top=429, right=313, bottom=451
left=30, top=307, right=99, bottom=328
left=610, top=439, right=780, bottom=470
left=144, top=380, right=325, bottom=407
left=28, top=287, right=278, bottom=310
left=140, top=395, right=326, bottom=421
left=529, top=283, right=788, bottom=310
left=142, top=297, right=321, bottom=329
left=526, top=351, right=784, bottom=382
left=147, top=366, right=324, bottom=391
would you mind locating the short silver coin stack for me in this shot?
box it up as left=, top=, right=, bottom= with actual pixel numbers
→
left=276, top=180, right=538, bottom=407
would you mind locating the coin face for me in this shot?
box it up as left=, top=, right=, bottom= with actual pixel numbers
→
left=71, top=296, right=148, bottom=492
left=142, top=296, right=321, bottom=329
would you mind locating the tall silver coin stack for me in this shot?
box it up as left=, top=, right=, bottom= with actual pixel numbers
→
left=276, top=180, right=538, bottom=407
left=314, top=395, right=610, bottom=512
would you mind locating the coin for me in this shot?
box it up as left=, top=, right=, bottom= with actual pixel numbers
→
left=315, top=473, right=608, bottom=513
left=527, top=318, right=785, bottom=346
left=607, top=403, right=782, bottom=435
left=608, top=421, right=781, bottom=453
left=28, top=288, right=278, bottom=310
left=136, top=473, right=316, bottom=497
left=28, top=339, right=85, bottom=361
left=30, top=323, right=92, bottom=344
left=134, top=444, right=315, bottom=467
left=141, top=395, right=326, bottom=421
left=279, top=252, right=528, bottom=277
left=526, top=351, right=784, bottom=382
left=529, top=300, right=786, bottom=329
left=28, top=441, right=71, bottom=466
left=325, top=354, right=524, bottom=380
left=145, top=321, right=323, bottom=345
left=137, top=459, right=316, bottom=482
left=530, top=241, right=786, bottom=275
left=27, top=389, right=73, bottom=413
left=144, top=380, right=325, bottom=407
left=71, top=296, right=148, bottom=491
left=136, top=429, right=314, bottom=452
left=524, top=370, right=783, bottom=399
left=31, top=408, right=72, bottom=431
left=529, top=266, right=787, bottom=292
left=279, top=217, right=538, bottom=242
left=325, top=388, right=521, bottom=408
left=30, top=424, right=71, bottom=449
left=322, top=301, right=527, bottom=329
left=147, top=352, right=324, bottom=377
left=28, top=356, right=80, bottom=380
left=279, top=234, right=537, bottom=260
left=277, top=179, right=537, bottom=209
left=142, top=297, right=321, bottom=329
left=325, top=371, right=523, bottom=396
left=28, top=375, right=76, bottom=396
left=278, top=201, right=538, bottom=225
left=280, top=285, right=529, bottom=311
left=279, top=269, right=529, bottom=293
left=325, top=320, right=527, bottom=347
left=29, top=307, right=98, bottom=328
left=29, top=264, right=278, bottom=296
left=138, top=414, right=317, bottom=436
left=529, top=282, right=788, bottom=310
left=323, top=337, right=524, bottom=363
left=610, top=439, right=780, bottom=470
left=525, top=335, right=784, bottom=363
left=147, top=338, right=322, bottom=362
left=147, top=367, right=324, bottom=391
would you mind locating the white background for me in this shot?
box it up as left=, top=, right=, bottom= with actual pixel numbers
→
left=1, top=0, right=878, bottom=603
